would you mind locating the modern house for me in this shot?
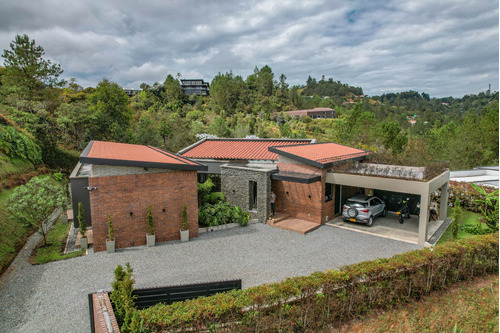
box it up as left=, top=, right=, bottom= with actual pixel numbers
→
left=180, top=79, right=210, bottom=96
left=285, top=108, right=336, bottom=119
left=123, top=88, right=141, bottom=97
left=69, top=141, right=207, bottom=252
left=71, top=138, right=450, bottom=251
left=180, top=138, right=450, bottom=246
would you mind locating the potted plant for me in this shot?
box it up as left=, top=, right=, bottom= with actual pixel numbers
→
left=78, top=202, right=88, bottom=250
left=146, top=205, right=155, bottom=247
left=106, top=215, right=115, bottom=253
left=180, top=204, right=189, bottom=242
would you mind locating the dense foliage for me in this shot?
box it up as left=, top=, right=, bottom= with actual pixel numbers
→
left=111, top=233, right=498, bottom=332
left=197, top=179, right=250, bottom=227
left=0, top=33, right=497, bottom=172
left=7, top=176, right=65, bottom=246
left=0, top=125, right=41, bottom=164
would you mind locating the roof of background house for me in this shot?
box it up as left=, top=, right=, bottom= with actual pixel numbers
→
left=285, top=108, right=335, bottom=116
left=80, top=140, right=207, bottom=171
left=178, top=138, right=314, bottom=161
left=269, top=142, right=369, bottom=168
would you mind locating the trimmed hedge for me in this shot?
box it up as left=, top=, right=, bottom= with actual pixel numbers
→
left=136, top=233, right=498, bottom=332
left=41, top=145, right=79, bottom=173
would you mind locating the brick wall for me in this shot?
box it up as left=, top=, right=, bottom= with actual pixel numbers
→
left=88, top=170, right=199, bottom=252
left=92, top=292, right=120, bottom=333
left=273, top=162, right=335, bottom=224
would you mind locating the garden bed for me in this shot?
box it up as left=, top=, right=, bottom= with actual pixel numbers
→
left=199, top=219, right=259, bottom=233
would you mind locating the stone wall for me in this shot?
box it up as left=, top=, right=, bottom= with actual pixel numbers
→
left=221, top=166, right=273, bottom=223
left=88, top=170, right=199, bottom=252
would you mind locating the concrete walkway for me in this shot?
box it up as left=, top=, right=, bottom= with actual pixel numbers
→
left=0, top=222, right=420, bottom=332
left=327, top=211, right=444, bottom=245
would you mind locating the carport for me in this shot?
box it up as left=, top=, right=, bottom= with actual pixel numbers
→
left=326, top=169, right=450, bottom=246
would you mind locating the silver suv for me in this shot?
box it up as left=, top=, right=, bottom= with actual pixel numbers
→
left=342, top=195, right=387, bottom=227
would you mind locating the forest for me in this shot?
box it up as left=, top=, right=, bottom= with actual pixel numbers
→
left=0, top=34, right=498, bottom=175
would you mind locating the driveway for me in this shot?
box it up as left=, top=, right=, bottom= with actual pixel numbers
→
left=0, top=223, right=419, bottom=332
left=327, top=211, right=445, bottom=245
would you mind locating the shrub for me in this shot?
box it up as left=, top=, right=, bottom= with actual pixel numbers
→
left=78, top=202, right=86, bottom=238
left=232, top=205, right=250, bottom=226
left=40, top=145, right=79, bottom=173
left=136, top=233, right=498, bottom=332
left=107, top=215, right=114, bottom=240
left=110, top=263, right=137, bottom=332
left=181, top=204, right=188, bottom=231
left=452, top=198, right=461, bottom=240
left=484, top=201, right=499, bottom=232
left=146, top=205, right=154, bottom=235
left=52, top=172, right=64, bottom=181
left=0, top=125, right=42, bottom=164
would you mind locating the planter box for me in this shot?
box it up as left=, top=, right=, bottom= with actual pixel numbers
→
left=106, top=239, right=115, bottom=253
left=199, top=221, right=257, bottom=234
left=180, top=229, right=189, bottom=242
left=146, top=234, right=155, bottom=247
left=80, top=237, right=88, bottom=250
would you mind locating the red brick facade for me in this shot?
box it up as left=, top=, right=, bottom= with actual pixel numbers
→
left=88, top=170, right=199, bottom=252
left=272, top=162, right=335, bottom=224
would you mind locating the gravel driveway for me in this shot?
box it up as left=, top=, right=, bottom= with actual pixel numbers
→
left=0, top=223, right=420, bottom=332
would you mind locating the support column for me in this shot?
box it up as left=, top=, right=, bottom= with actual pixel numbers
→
left=418, top=191, right=430, bottom=246
left=439, top=182, right=449, bottom=220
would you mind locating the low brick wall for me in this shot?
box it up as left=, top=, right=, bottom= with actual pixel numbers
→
left=91, top=292, right=120, bottom=333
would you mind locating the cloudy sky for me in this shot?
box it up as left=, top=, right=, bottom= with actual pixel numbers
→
left=0, top=0, right=497, bottom=97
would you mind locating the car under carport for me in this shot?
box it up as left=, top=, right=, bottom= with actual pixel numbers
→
left=326, top=164, right=450, bottom=246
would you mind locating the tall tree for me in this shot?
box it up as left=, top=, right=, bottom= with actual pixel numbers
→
left=7, top=176, right=65, bottom=246
left=163, top=74, right=183, bottom=111
left=89, top=79, right=131, bottom=142
left=1, top=34, right=64, bottom=100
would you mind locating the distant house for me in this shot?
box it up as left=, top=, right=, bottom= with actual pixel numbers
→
left=180, top=79, right=210, bottom=96
left=285, top=107, right=336, bottom=119
left=123, top=88, right=141, bottom=97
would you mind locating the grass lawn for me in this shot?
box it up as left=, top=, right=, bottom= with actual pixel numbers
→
left=32, top=217, right=85, bottom=264
left=327, top=274, right=499, bottom=333
left=437, top=207, right=485, bottom=244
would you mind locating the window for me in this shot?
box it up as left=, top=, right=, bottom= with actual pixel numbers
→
left=249, top=181, right=257, bottom=210
left=325, top=183, right=333, bottom=202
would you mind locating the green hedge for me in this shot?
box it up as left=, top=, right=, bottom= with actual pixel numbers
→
left=41, top=145, right=79, bottom=173
left=136, top=233, right=498, bottom=332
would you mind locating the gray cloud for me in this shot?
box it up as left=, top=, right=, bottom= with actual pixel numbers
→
left=0, top=0, right=497, bottom=97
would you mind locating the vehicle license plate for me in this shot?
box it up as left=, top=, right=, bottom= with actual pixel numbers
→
left=349, top=218, right=356, bottom=222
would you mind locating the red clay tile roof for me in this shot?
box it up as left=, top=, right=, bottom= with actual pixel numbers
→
left=81, top=141, right=206, bottom=170
left=179, top=139, right=313, bottom=161
left=269, top=142, right=369, bottom=168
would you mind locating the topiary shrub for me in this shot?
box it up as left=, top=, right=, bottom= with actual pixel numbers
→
left=78, top=202, right=87, bottom=238
left=107, top=215, right=114, bottom=240
left=181, top=204, right=188, bottom=231
left=146, top=205, right=154, bottom=235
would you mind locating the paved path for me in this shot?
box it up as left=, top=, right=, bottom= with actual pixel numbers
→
left=0, top=223, right=420, bottom=332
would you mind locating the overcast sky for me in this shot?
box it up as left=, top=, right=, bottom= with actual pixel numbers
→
left=0, top=0, right=498, bottom=97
